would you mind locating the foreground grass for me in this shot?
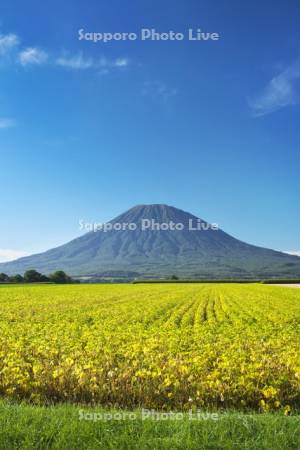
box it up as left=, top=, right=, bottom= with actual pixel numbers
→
left=0, top=401, right=299, bottom=449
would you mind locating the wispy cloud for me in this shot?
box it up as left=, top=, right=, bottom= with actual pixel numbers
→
left=56, top=52, right=94, bottom=70
left=56, top=52, right=130, bottom=72
left=114, top=58, right=129, bottom=68
left=0, top=248, right=29, bottom=263
left=0, top=30, right=131, bottom=74
left=249, top=58, right=300, bottom=116
left=0, top=33, right=19, bottom=56
left=0, top=118, right=16, bottom=129
left=142, top=81, right=178, bottom=103
left=18, top=47, right=48, bottom=66
left=284, top=251, right=300, bottom=257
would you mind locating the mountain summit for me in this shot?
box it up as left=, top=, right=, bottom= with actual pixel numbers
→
left=1, top=204, right=300, bottom=278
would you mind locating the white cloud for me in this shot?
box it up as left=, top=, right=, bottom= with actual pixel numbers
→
left=250, top=58, right=300, bottom=116
left=99, top=57, right=129, bottom=73
left=0, top=249, right=29, bottom=263
left=56, top=52, right=130, bottom=71
left=0, top=118, right=15, bottom=129
left=284, top=251, right=300, bottom=257
left=18, top=47, right=48, bottom=66
left=56, top=53, right=94, bottom=70
left=142, top=81, right=178, bottom=103
left=114, top=58, right=129, bottom=67
left=0, top=30, right=130, bottom=74
left=0, top=33, right=19, bottom=56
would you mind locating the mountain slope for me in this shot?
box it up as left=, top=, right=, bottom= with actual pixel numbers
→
left=1, top=204, right=300, bottom=278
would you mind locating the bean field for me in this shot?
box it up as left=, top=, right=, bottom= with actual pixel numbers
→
left=0, top=283, right=299, bottom=412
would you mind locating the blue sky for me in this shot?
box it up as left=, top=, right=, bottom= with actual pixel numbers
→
left=0, top=0, right=300, bottom=261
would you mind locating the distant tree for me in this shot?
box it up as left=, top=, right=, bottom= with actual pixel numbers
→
left=170, top=275, right=179, bottom=280
left=9, top=274, right=24, bottom=283
left=48, top=270, right=73, bottom=284
left=0, top=273, right=9, bottom=282
left=24, top=270, right=48, bottom=283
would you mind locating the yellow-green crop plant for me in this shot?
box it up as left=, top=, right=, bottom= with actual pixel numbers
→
left=0, top=283, right=299, bottom=412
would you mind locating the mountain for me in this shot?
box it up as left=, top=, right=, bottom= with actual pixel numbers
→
left=1, top=204, right=300, bottom=279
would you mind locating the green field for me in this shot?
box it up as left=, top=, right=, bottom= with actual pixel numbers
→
left=0, top=283, right=299, bottom=448
left=0, top=401, right=299, bottom=450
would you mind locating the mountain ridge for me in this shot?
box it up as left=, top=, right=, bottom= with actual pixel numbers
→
left=1, top=204, right=300, bottom=278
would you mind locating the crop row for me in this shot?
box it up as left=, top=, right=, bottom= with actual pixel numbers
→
left=0, top=283, right=299, bottom=412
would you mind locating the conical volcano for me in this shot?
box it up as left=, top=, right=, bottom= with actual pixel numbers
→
left=1, top=204, right=300, bottom=278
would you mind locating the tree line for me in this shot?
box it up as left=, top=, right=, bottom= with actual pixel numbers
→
left=0, top=270, right=77, bottom=284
